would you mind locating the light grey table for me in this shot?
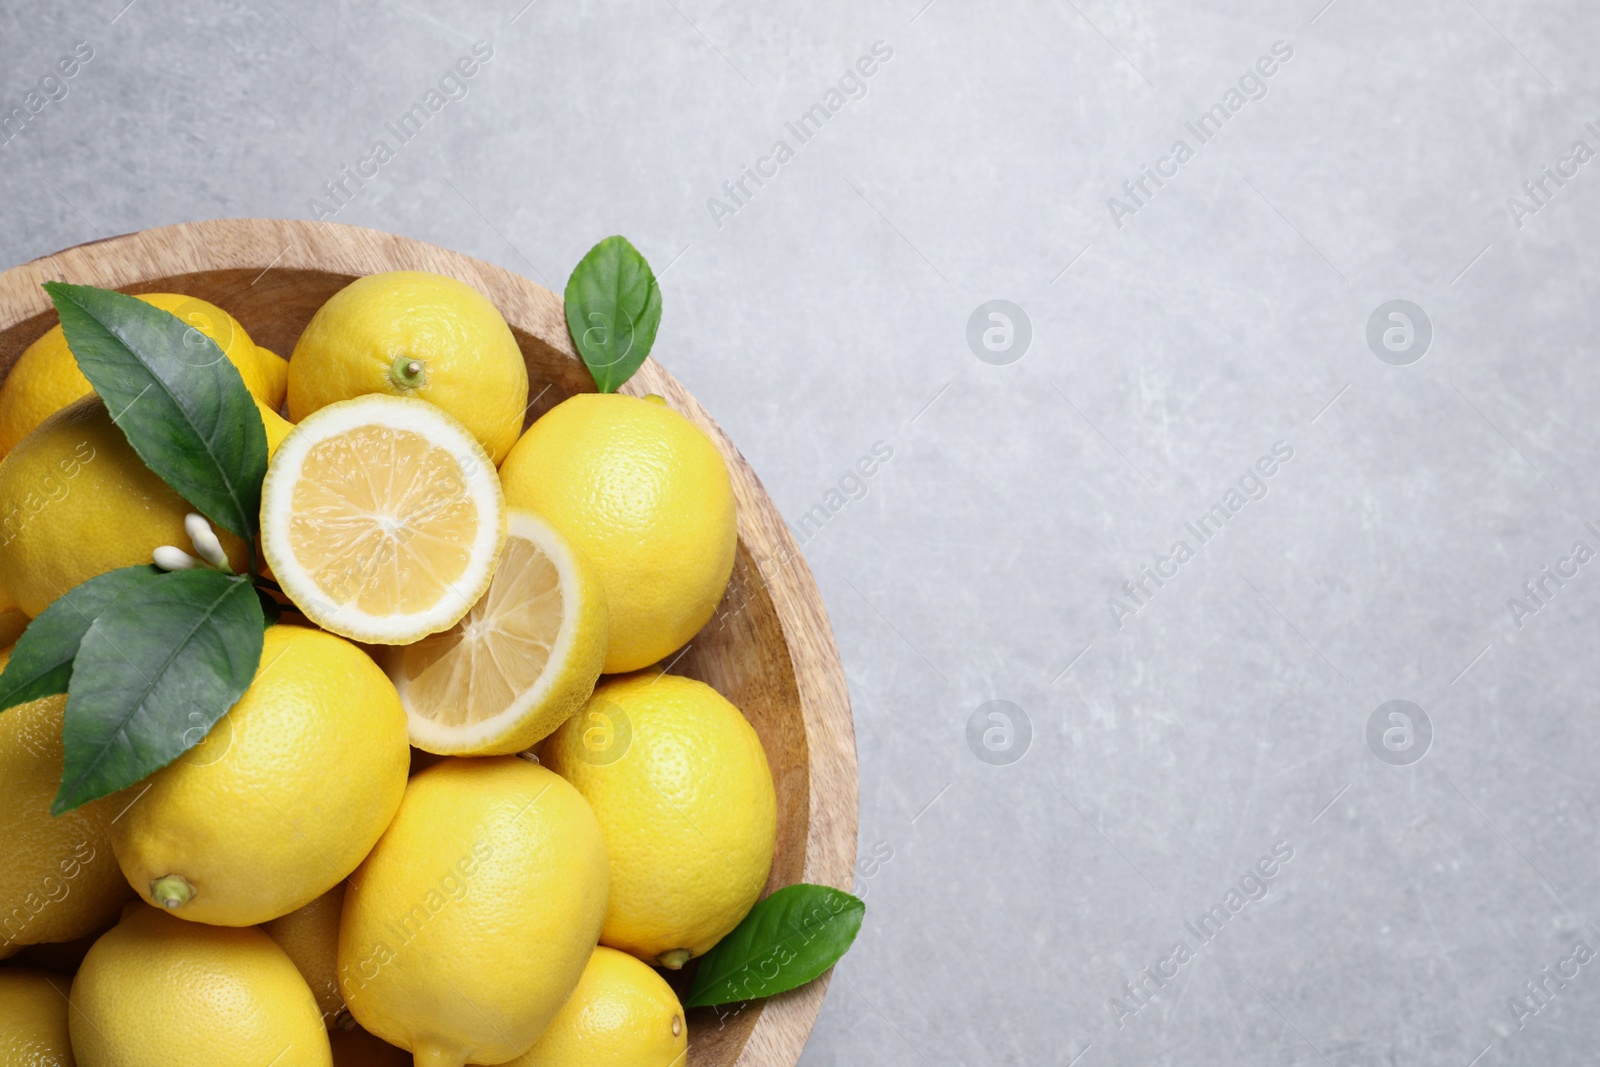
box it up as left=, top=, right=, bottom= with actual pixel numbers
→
left=4, top=2, right=1597, bottom=1064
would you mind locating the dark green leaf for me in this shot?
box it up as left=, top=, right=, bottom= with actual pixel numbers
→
left=564, top=236, right=661, bottom=393
left=42, top=282, right=267, bottom=541
left=54, top=569, right=264, bottom=814
left=256, top=588, right=282, bottom=628
left=685, top=884, right=865, bottom=1007
left=0, top=566, right=163, bottom=713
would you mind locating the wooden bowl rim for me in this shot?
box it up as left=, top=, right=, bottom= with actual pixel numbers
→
left=0, top=218, right=859, bottom=1067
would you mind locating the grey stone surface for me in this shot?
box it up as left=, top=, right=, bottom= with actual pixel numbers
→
left=3, top=1, right=1598, bottom=1063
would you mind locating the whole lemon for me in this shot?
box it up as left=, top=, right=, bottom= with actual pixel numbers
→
left=339, top=757, right=608, bottom=1067
left=0, top=663, right=134, bottom=953
left=499, top=394, right=736, bottom=673
left=111, top=625, right=410, bottom=927
left=69, top=903, right=332, bottom=1067
left=493, top=946, right=687, bottom=1067
left=0, top=969, right=74, bottom=1066
left=542, top=673, right=775, bottom=968
left=0, top=394, right=250, bottom=617
left=287, top=271, right=528, bottom=463
left=0, top=292, right=278, bottom=456
left=264, top=883, right=348, bottom=1027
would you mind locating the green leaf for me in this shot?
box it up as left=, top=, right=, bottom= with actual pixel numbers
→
left=0, top=566, right=163, bottom=713
left=685, top=884, right=865, bottom=1007
left=564, top=236, right=661, bottom=392
left=54, top=569, right=264, bottom=814
left=42, top=282, right=268, bottom=541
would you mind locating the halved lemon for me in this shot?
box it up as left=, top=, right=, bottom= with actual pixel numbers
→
left=384, top=509, right=608, bottom=754
left=260, top=394, right=505, bottom=644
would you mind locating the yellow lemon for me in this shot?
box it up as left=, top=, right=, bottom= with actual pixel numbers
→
left=499, top=394, right=736, bottom=673
left=0, top=662, right=134, bottom=953
left=384, top=509, right=607, bottom=755
left=542, top=673, right=775, bottom=968
left=494, top=946, right=687, bottom=1067
left=0, top=394, right=250, bottom=617
left=257, top=395, right=294, bottom=458
left=110, top=625, right=410, bottom=927
left=256, top=344, right=290, bottom=408
left=0, top=969, right=74, bottom=1066
left=339, top=757, right=608, bottom=1067
left=69, top=903, right=332, bottom=1067
left=260, top=395, right=505, bottom=645
left=288, top=271, right=529, bottom=464
left=264, top=883, right=348, bottom=1028
left=0, top=292, right=276, bottom=456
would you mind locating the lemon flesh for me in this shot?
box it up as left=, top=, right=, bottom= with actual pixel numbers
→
left=261, top=394, right=505, bottom=644
left=387, top=509, right=607, bottom=755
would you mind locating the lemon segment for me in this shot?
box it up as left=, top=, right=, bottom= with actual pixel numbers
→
left=387, top=509, right=607, bottom=756
left=260, top=394, right=505, bottom=644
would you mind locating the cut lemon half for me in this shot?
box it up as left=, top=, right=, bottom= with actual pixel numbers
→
left=260, top=394, right=505, bottom=644
left=385, top=509, right=608, bottom=755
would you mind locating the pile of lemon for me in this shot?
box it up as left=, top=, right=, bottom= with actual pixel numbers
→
left=0, top=273, right=777, bottom=1067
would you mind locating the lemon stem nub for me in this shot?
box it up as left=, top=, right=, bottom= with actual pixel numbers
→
left=390, top=355, right=427, bottom=390
left=658, top=948, right=692, bottom=970
left=150, top=874, right=195, bottom=909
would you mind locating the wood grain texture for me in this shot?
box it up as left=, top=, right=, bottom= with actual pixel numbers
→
left=0, top=219, right=859, bottom=1067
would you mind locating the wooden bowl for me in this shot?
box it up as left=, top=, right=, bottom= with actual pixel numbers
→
left=0, top=219, right=858, bottom=1066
